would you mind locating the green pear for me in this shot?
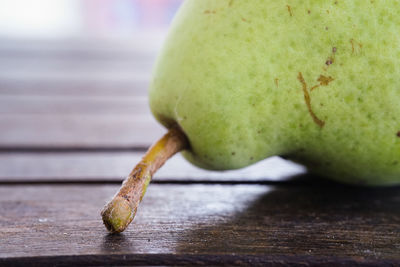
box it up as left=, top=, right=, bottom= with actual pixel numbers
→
left=149, top=0, right=400, bottom=186
left=102, top=0, right=400, bottom=233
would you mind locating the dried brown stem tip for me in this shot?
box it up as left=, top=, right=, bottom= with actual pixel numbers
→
left=101, top=126, right=188, bottom=233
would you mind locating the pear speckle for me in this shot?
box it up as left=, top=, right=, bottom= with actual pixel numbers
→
left=350, top=39, right=363, bottom=54
left=204, top=10, right=216, bottom=14
left=274, top=78, right=279, bottom=87
left=317, top=75, right=334, bottom=86
left=286, top=5, right=293, bottom=17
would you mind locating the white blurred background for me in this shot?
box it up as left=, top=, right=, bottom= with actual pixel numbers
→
left=0, top=0, right=184, bottom=86
left=0, top=0, right=182, bottom=41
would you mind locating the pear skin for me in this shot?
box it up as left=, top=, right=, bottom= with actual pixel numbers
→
left=149, top=0, right=400, bottom=185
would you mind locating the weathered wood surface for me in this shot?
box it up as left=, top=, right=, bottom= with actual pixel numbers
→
left=0, top=39, right=156, bottom=85
left=0, top=153, right=305, bottom=182
left=0, top=114, right=164, bottom=148
left=1, top=38, right=399, bottom=266
left=0, top=95, right=150, bottom=114
left=1, top=184, right=399, bottom=266
left=0, top=39, right=163, bottom=148
left=0, top=38, right=162, bottom=58
left=0, top=80, right=149, bottom=96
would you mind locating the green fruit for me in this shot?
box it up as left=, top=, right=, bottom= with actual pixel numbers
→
left=149, top=0, right=400, bottom=186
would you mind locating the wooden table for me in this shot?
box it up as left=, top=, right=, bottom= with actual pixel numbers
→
left=0, top=39, right=399, bottom=266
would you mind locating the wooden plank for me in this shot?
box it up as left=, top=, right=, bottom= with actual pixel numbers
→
left=0, top=65, right=151, bottom=84
left=0, top=61, right=153, bottom=91
left=0, top=153, right=305, bottom=182
left=0, top=38, right=163, bottom=59
left=0, top=114, right=164, bottom=148
left=1, top=184, right=399, bottom=265
left=0, top=95, right=150, bottom=114
left=0, top=41, right=156, bottom=84
left=0, top=39, right=157, bottom=97
left=0, top=80, right=149, bottom=97
left=0, top=54, right=154, bottom=84
left=0, top=56, right=153, bottom=70
left=0, top=38, right=162, bottom=147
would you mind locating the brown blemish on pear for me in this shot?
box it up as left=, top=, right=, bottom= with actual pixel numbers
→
left=325, top=46, right=337, bottom=68
left=325, top=59, right=333, bottom=66
left=297, top=72, right=325, bottom=128
left=287, top=5, right=293, bottom=17
left=204, top=10, right=216, bottom=14
left=310, top=75, right=334, bottom=91
left=317, top=75, right=334, bottom=86
left=350, top=39, right=363, bottom=54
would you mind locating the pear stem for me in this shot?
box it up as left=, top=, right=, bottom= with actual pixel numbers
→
left=101, top=126, right=188, bottom=233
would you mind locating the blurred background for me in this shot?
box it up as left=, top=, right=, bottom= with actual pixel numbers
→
left=0, top=0, right=181, bottom=39
left=0, top=0, right=304, bottom=182
left=0, top=0, right=183, bottom=149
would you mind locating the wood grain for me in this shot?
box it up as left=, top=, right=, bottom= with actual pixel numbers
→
left=0, top=184, right=399, bottom=265
left=0, top=57, right=153, bottom=73
left=0, top=38, right=162, bottom=58
left=0, top=39, right=157, bottom=83
left=1, top=38, right=399, bottom=266
left=0, top=39, right=161, bottom=148
left=0, top=66, right=151, bottom=84
left=0, top=153, right=305, bottom=182
left=0, top=114, right=164, bottom=148
left=0, top=95, right=149, bottom=114
left=0, top=80, right=149, bottom=96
